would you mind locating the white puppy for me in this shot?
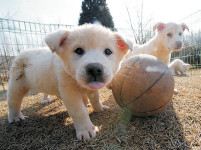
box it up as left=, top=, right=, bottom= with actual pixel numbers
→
left=41, top=94, right=51, bottom=104
left=7, top=24, right=133, bottom=140
left=168, top=59, right=191, bottom=75
left=127, top=22, right=189, bottom=65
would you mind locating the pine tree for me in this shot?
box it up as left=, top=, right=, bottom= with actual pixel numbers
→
left=78, top=0, right=115, bottom=29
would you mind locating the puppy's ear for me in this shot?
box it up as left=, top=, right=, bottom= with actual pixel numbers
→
left=153, top=22, right=166, bottom=32
left=45, top=29, right=70, bottom=53
left=114, top=33, right=133, bottom=53
left=185, top=64, right=191, bottom=67
left=180, top=23, right=189, bottom=32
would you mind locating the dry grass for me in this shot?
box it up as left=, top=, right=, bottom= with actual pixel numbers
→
left=0, top=75, right=201, bottom=149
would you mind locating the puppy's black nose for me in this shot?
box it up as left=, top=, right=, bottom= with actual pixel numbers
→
left=86, top=63, right=103, bottom=78
left=176, top=41, right=182, bottom=49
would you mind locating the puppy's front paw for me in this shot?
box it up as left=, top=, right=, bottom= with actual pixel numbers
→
left=86, top=103, right=91, bottom=107
left=106, top=82, right=112, bottom=89
left=8, top=112, right=27, bottom=123
left=93, top=104, right=110, bottom=112
left=76, top=125, right=99, bottom=140
left=174, top=89, right=179, bottom=95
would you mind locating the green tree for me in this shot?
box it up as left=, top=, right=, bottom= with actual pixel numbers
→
left=78, top=0, right=115, bottom=29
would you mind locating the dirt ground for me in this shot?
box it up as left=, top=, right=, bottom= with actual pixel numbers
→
left=0, top=75, right=200, bottom=150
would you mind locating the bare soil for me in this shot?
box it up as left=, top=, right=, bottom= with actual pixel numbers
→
left=0, top=75, right=200, bottom=149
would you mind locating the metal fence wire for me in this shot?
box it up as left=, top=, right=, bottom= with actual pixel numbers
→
left=0, top=18, right=75, bottom=90
left=0, top=15, right=201, bottom=90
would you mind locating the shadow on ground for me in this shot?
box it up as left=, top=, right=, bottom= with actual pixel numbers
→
left=0, top=91, right=191, bottom=149
left=97, top=95, right=191, bottom=149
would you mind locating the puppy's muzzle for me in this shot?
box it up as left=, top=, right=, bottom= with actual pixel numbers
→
left=175, top=41, right=182, bottom=49
left=86, top=63, right=104, bottom=82
left=85, top=63, right=105, bottom=89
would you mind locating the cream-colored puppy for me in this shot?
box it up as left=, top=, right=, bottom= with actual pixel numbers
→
left=168, top=59, right=191, bottom=75
left=7, top=24, right=133, bottom=140
left=126, top=22, right=189, bottom=65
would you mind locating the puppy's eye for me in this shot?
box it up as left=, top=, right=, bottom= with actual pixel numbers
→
left=74, top=48, right=85, bottom=55
left=167, top=33, right=172, bottom=37
left=104, top=49, right=112, bottom=56
left=179, top=32, right=182, bottom=36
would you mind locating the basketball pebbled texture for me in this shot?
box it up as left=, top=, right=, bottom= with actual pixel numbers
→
left=112, top=54, right=175, bottom=117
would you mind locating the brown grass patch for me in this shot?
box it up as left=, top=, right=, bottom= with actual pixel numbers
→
left=0, top=75, right=201, bottom=149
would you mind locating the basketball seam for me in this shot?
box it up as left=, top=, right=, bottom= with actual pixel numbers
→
left=121, top=65, right=169, bottom=108
left=130, top=97, right=171, bottom=114
left=119, top=58, right=141, bottom=107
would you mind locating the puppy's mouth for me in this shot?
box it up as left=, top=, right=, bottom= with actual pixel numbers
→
left=85, top=63, right=106, bottom=90
left=172, top=42, right=183, bottom=51
left=87, top=82, right=105, bottom=89
left=169, top=47, right=182, bottom=51
left=172, top=47, right=182, bottom=51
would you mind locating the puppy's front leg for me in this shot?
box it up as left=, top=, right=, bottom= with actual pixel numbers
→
left=87, top=90, right=109, bottom=112
left=60, top=87, right=98, bottom=140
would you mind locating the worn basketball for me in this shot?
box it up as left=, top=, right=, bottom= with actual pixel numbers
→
left=112, top=54, right=174, bottom=117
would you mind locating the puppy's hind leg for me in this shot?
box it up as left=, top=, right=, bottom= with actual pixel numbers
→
left=7, top=60, right=30, bottom=123
left=7, top=78, right=30, bottom=123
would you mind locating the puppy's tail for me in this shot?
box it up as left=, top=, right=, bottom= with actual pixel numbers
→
left=10, top=54, right=28, bottom=81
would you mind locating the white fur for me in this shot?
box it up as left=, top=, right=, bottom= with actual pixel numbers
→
left=168, top=59, right=191, bottom=75
left=126, top=22, right=189, bottom=65
left=41, top=94, right=51, bottom=104
left=7, top=24, right=133, bottom=140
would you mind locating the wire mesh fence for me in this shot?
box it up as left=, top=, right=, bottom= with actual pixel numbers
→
left=0, top=18, right=75, bottom=90
left=171, top=10, right=201, bottom=75
left=0, top=13, right=201, bottom=90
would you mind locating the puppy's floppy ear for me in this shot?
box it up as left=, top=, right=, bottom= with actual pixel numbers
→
left=113, top=33, right=133, bottom=53
left=45, top=29, right=70, bottom=53
left=180, top=23, right=189, bottom=32
left=153, top=22, right=166, bottom=32
left=185, top=64, right=191, bottom=67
